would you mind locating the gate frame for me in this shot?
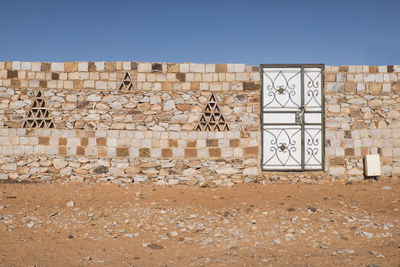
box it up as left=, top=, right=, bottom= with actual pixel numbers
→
left=259, top=64, right=325, bottom=172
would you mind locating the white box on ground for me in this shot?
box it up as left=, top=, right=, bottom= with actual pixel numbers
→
left=364, top=154, right=381, bottom=176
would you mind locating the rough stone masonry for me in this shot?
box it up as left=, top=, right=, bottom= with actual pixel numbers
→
left=0, top=61, right=399, bottom=185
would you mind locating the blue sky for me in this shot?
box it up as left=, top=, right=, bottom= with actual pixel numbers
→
left=1, top=0, right=399, bottom=65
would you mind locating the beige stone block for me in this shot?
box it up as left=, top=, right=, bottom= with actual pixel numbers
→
left=109, top=73, right=117, bottom=81
left=137, top=73, right=146, bottom=81
left=236, top=72, right=249, bottom=81
left=166, top=73, right=176, bottom=81
left=364, top=73, right=375, bottom=82
left=375, top=73, right=383, bottom=82
left=182, top=82, right=190, bottom=90
left=212, top=73, right=219, bottom=81
left=51, top=63, right=64, bottom=72
left=205, top=64, right=215, bottom=72
left=146, top=73, right=155, bottom=82
left=21, top=62, right=31, bottom=71
left=95, top=81, right=107, bottom=90
left=68, top=72, right=79, bottom=80
left=156, top=73, right=166, bottom=82
left=84, top=80, right=94, bottom=88
left=107, top=82, right=116, bottom=90
left=356, top=83, right=365, bottom=92
left=348, top=65, right=357, bottom=73
left=210, top=83, right=222, bottom=91
left=64, top=80, right=73, bottom=89
left=346, top=74, right=355, bottom=82
left=226, top=64, right=235, bottom=72
left=78, top=62, right=88, bottom=72
left=193, top=73, right=201, bottom=81
left=185, top=73, right=194, bottom=81
left=378, top=66, right=387, bottom=72
left=234, top=64, right=245, bottom=72
left=203, top=73, right=213, bottom=82
left=353, top=74, right=363, bottom=82
left=57, top=73, right=66, bottom=80
left=226, top=73, right=235, bottom=81
left=154, top=82, right=162, bottom=90
left=336, top=73, right=346, bottom=82
left=12, top=61, right=21, bottom=70
left=122, top=61, right=131, bottom=70
left=47, top=80, right=57, bottom=88
left=382, top=83, right=391, bottom=92
left=382, top=147, right=392, bottom=157
left=100, top=72, right=108, bottom=80
left=27, top=71, right=35, bottom=79
left=179, top=63, right=189, bottom=73
left=329, top=166, right=345, bottom=175
left=0, top=70, right=7, bottom=79
left=190, top=63, right=205, bottom=73
left=138, top=63, right=151, bottom=72
left=327, top=104, right=340, bottom=113
left=199, top=83, right=209, bottom=90
left=95, top=62, right=105, bottom=71
left=29, top=80, right=39, bottom=87
left=361, top=66, right=369, bottom=72
left=89, top=72, right=99, bottom=80
left=231, top=82, right=243, bottom=90
left=250, top=72, right=260, bottom=81
left=172, top=148, right=184, bottom=157
left=77, top=72, right=87, bottom=80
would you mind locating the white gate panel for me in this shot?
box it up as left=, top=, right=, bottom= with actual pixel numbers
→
left=261, top=64, right=324, bottom=171
left=262, top=68, right=301, bottom=111
left=262, top=126, right=302, bottom=170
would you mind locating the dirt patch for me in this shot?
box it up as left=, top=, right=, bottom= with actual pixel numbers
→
left=1, top=180, right=399, bottom=266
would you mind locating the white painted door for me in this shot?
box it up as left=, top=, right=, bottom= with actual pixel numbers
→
left=261, top=65, right=324, bottom=171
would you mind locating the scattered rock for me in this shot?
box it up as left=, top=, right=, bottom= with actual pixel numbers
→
left=147, top=243, right=164, bottom=250
left=307, top=206, right=317, bottom=212
left=201, top=238, right=214, bottom=246
left=273, top=238, right=281, bottom=245
left=332, top=249, right=354, bottom=255
left=369, top=251, right=384, bottom=258
left=52, top=159, right=68, bottom=169
left=93, top=165, right=108, bottom=174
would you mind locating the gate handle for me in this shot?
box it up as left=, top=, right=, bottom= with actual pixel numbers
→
left=296, top=106, right=305, bottom=125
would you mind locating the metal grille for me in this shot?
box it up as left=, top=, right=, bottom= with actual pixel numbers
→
left=261, top=64, right=324, bottom=171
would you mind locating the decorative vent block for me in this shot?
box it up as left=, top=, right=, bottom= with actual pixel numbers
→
left=195, top=93, right=229, bottom=131
left=23, top=90, right=55, bottom=128
left=118, top=72, right=134, bottom=91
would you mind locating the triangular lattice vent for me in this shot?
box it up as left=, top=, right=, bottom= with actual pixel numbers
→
left=23, top=90, right=55, bottom=128
left=195, top=93, right=229, bottom=131
left=118, top=72, right=134, bottom=91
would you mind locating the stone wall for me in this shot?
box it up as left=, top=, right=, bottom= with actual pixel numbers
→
left=0, top=61, right=399, bottom=185
left=324, top=65, right=400, bottom=180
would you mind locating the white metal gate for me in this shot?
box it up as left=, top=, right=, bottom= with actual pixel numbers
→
left=261, top=64, right=324, bottom=171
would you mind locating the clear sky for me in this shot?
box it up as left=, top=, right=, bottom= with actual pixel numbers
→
left=1, top=0, right=399, bottom=66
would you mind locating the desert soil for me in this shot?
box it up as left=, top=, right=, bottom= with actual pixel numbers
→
left=0, top=180, right=399, bottom=267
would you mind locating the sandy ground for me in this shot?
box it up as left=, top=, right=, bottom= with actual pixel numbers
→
left=0, top=179, right=399, bottom=267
